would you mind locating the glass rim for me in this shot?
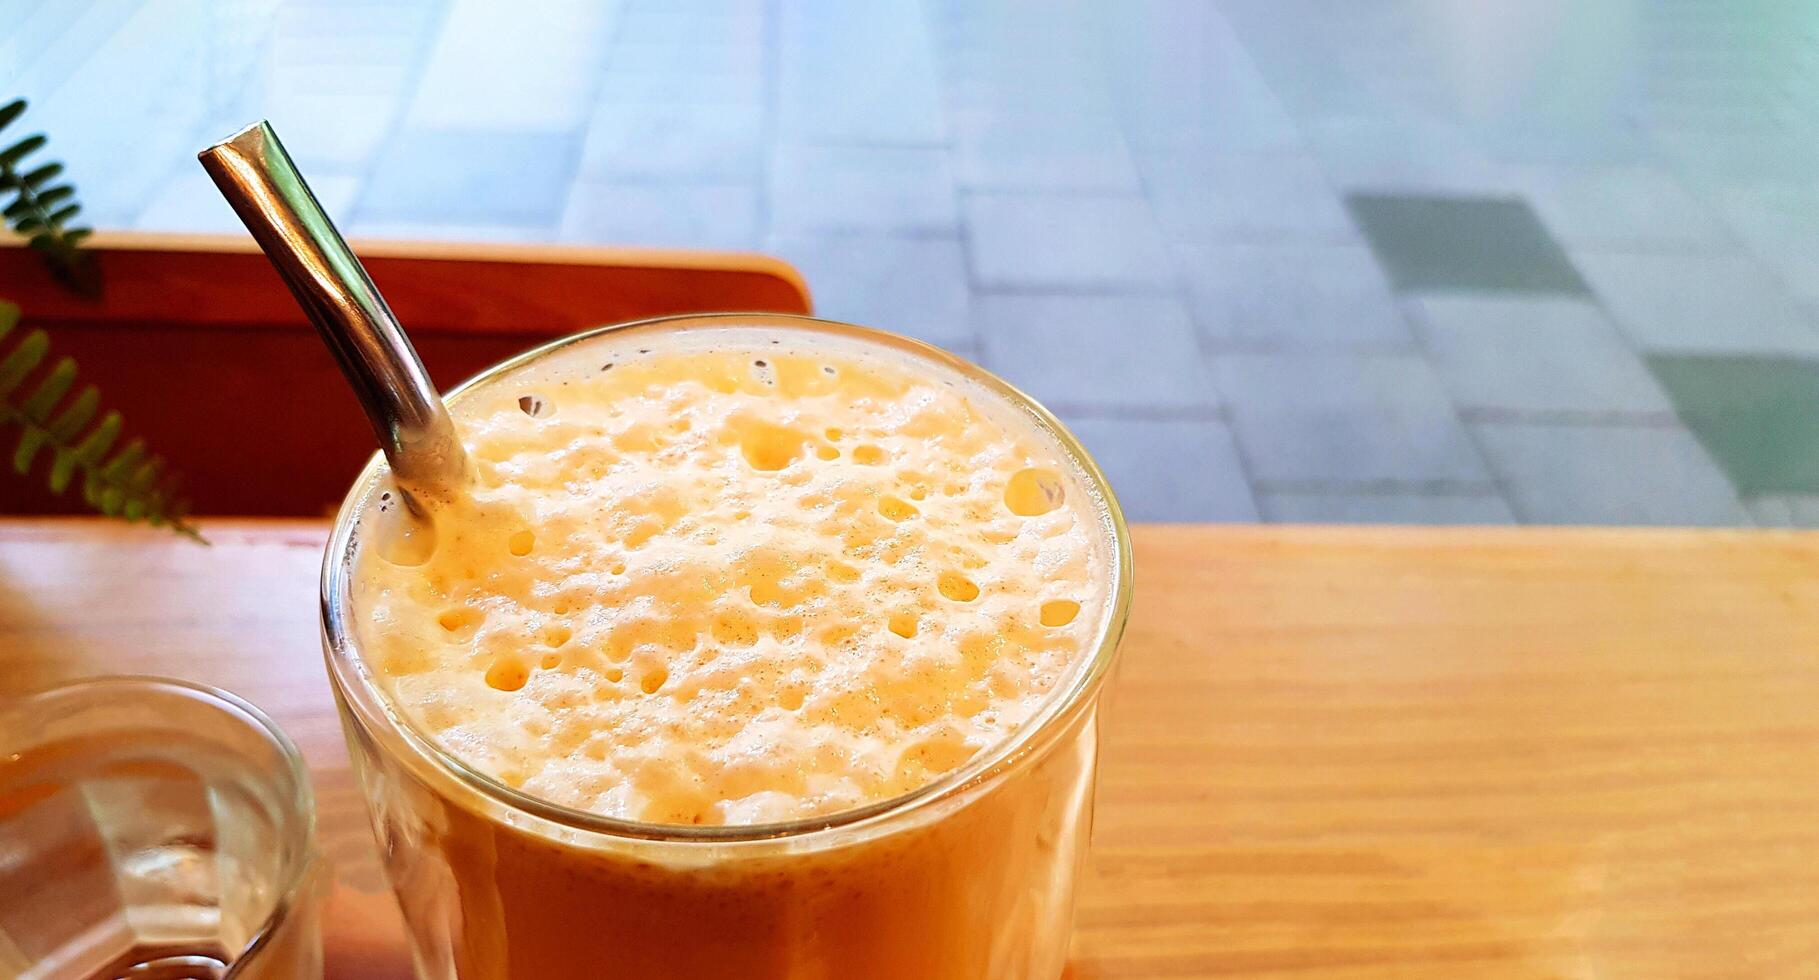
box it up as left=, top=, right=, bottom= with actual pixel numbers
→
left=0, top=675, right=321, bottom=974
left=320, top=312, right=1133, bottom=844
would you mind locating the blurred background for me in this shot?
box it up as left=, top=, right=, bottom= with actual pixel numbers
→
left=6, top=0, right=1819, bottom=525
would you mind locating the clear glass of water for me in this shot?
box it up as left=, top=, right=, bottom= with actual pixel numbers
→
left=0, top=677, right=325, bottom=979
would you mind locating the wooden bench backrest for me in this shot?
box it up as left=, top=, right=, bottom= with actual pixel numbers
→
left=0, top=232, right=813, bottom=516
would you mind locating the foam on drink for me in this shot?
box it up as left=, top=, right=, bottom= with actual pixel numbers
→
left=352, top=326, right=1112, bottom=826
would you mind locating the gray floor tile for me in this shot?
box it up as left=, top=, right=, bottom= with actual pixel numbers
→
left=1103, top=0, right=1301, bottom=153
left=1575, top=252, right=1819, bottom=355
left=977, top=294, right=1216, bottom=413
left=613, top=5, right=765, bottom=44
left=770, top=145, right=958, bottom=235
left=1411, top=296, right=1674, bottom=417
left=1141, top=151, right=1356, bottom=244
left=1713, top=181, right=1819, bottom=255
left=357, top=128, right=581, bottom=230
left=401, top=0, right=611, bottom=132
left=1307, top=114, right=1514, bottom=195
left=779, top=0, right=945, bottom=144
left=578, top=98, right=763, bottom=182
left=594, top=66, right=764, bottom=108
left=346, top=221, right=551, bottom=244
left=1477, top=118, right=1653, bottom=168
left=560, top=181, right=760, bottom=250
left=1745, top=495, right=1819, bottom=530
left=1645, top=354, right=1819, bottom=498
left=136, top=170, right=360, bottom=233
left=259, top=91, right=408, bottom=170
left=1713, top=180, right=1819, bottom=308
left=1347, top=194, right=1592, bottom=295
left=1259, top=490, right=1516, bottom=525
left=766, top=234, right=972, bottom=350
left=1211, top=353, right=1490, bottom=485
left=1177, top=243, right=1413, bottom=350
left=1512, top=164, right=1732, bottom=252
left=1474, top=422, right=1751, bottom=526
left=1651, top=126, right=1819, bottom=185
left=952, top=115, right=1142, bottom=192
left=1061, top=416, right=1258, bottom=522
left=964, top=193, right=1174, bottom=290
left=609, top=34, right=764, bottom=69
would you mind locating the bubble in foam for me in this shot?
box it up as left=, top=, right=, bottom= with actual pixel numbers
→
left=737, top=419, right=805, bottom=471
left=1005, top=467, right=1065, bottom=516
left=437, top=606, right=483, bottom=635
left=938, top=571, right=980, bottom=603
left=508, top=529, right=536, bottom=556
left=712, top=609, right=760, bottom=647
left=371, top=489, right=437, bottom=567
left=485, top=657, right=529, bottom=692
left=878, top=496, right=918, bottom=522
left=1039, top=600, right=1080, bottom=627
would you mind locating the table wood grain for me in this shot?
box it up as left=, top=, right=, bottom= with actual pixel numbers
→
left=2, top=519, right=1816, bottom=978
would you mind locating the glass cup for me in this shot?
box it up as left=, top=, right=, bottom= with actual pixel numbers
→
left=321, top=314, right=1132, bottom=980
left=0, top=677, right=326, bottom=980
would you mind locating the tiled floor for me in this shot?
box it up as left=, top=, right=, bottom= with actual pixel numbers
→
left=10, top=0, right=1819, bottom=525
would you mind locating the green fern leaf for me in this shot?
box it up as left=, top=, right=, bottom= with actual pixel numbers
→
left=13, top=429, right=47, bottom=474
left=0, top=100, right=24, bottom=132
left=0, top=101, right=100, bottom=298
left=0, top=133, right=45, bottom=169
left=73, top=410, right=121, bottom=464
left=0, top=300, right=17, bottom=338
left=18, top=162, right=60, bottom=188
left=102, top=438, right=145, bottom=481
left=48, top=385, right=98, bottom=441
left=0, top=329, right=48, bottom=395
left=23, top=357, right=76, bottom=421
left=129, top=456, right=164, bottom=491
left=48, top=446, right=77, bottom=493
left=63, top=228, right=91, bottom=245
left=31, top=185, right=72, bottom=210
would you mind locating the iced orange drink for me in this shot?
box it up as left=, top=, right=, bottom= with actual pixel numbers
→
left=322, top=314, right=1129, bottom=979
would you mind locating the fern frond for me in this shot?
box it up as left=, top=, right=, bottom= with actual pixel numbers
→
left=0, top=329, right=48, bottom=395
left=0, top=300, right=200, bottom=539
left=0, top=99, right=99, bottom=298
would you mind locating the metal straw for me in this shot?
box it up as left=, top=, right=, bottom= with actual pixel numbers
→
left=197, top=121, right=466, bottom=502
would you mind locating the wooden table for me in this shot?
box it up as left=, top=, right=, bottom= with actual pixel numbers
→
left=2, top=519, right=1816, bottom=978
